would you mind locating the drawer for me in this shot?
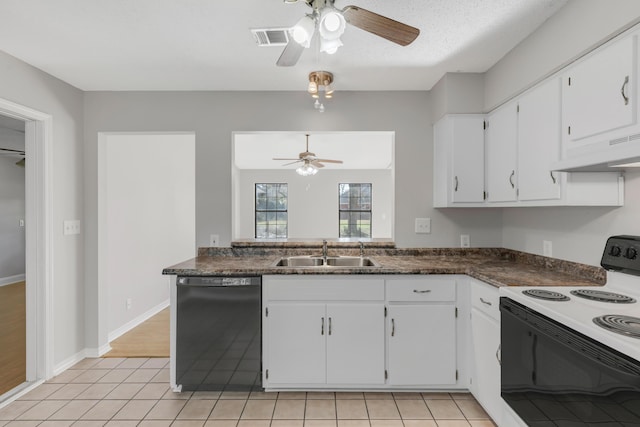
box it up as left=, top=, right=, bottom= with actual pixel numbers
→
left=386, top=276, right=456, bottom=302
left=470, top=279, right=500, bottom=321
left=264, top=275, right=385, bottom=301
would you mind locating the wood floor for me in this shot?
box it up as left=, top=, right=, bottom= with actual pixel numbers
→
left=0, top=281, right=26, bottom=396
left=104, top=307, right=170, bottom=358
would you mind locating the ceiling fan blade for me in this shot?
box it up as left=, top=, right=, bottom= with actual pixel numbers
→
left=276, top=39, right=305, bottom=67
left=273, top=157, right=302, bottom=161
left=342, top=5, right=419, bottom=46
left=315, top=158, right=343, bottom=164
left=282, top=159, right=303, bottom=166
left=310, top=161, right=325, bottom=168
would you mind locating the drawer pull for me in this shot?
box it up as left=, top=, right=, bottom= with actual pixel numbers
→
left=328, top=317, right=332, bottom=335
left=321, top=317, right=325, bottom=335
left=391, top=318, right=395, bottom=337
left=480, top=297, right=492, bottom=306
left=622, top=75, right=630, bottom=105
left=413, top=289, right=431, bottom=294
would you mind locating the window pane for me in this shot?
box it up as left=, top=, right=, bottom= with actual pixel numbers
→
left=255, top=183, right=288, bottom=239
left=338, top=183, right=372, bottom=238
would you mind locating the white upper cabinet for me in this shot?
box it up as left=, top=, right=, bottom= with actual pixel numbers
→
left=517, top=78, right=562, bottom=201
left=433, top=115, right=485, bottom=207
left=563, top=35, right=636, bottom=145
left=485, top=101, right=518, bottom=202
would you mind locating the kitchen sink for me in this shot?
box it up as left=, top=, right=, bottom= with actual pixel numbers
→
left=272, top=256, right=380, bottom=268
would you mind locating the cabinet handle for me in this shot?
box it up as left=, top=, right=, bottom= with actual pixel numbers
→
left=550, top=171, right=556, bottom=184
left=621, top=75, right=630, bottom=105
left=328, top=317, right=332, bottom=335
left=321, top=317, right=325, bottom=335
left=413, top=289, right=431, bottom=294
left=391, top=318, right=395, bottom=337
left=496, top=344, right=501, bottom=366
left=479, top=297, right=492, bottom=306
left=509, top=170, right=515, bottom=189
left=454, top=176, right=459, bottom=192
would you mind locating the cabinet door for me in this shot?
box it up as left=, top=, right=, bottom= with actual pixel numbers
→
left=387, top=305, right=456, bottom=385
left=563, top=35, right=636, bottom=142
left=471, top=307, right=501, bottom=425
left=518, top=78, right=562, bottom=201
left=486, top=103, right=518, bottom=202
left=265, top=303, right=326, bottom=384
left=451, top=116, right=485, bottom=203
left=326, top=304, right=385, bottom=384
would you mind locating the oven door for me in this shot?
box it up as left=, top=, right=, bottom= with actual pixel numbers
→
left=500, top=297, right=640, bottom=425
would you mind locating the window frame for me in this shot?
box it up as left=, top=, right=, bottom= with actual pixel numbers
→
left=255, top=183, right=288, bottom=239
left=338, top=183, right=372, bottom=238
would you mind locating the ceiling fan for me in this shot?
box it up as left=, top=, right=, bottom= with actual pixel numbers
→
left=276, top=0, right=420, bottom=67
left=273, top=134, right=343, bottom=175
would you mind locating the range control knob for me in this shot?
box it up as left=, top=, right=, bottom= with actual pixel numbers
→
left=625, top=247, right=638, bottom=260
left=609, top=245, right=622, bottom=257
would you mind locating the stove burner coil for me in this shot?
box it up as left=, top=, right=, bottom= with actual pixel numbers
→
left=570, top=289, right=637, bottom=303
left=522, top=289, right=570, bottom=301
left=593, top=315, right=640, bottom=339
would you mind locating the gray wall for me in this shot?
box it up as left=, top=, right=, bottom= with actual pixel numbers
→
left=0, top=50, right=85, bottom=367
left=484, top=0, right=640, bottom=265
left=0, top=131, right=25, bottom=279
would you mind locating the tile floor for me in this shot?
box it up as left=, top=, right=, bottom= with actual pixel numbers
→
left=0, top=358, right=496, bottom=427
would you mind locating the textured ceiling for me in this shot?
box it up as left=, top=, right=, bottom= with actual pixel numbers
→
left=0, top=0, right=568, bottom=91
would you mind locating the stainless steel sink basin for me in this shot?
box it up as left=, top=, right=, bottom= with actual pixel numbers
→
left=272, top=256, right=380, bottom=268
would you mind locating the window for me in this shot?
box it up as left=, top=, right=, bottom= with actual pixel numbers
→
left=255, top=183, right=288, bottom=239
left=339, top=183, right=371, bottom=238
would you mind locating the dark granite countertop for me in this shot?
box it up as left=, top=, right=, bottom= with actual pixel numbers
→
left=163, top=247, right=606, bottom=288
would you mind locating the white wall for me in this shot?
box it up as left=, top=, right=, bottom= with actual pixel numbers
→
left=235, top=169, right=393, bottom=239
left=0, top=50, right=85, bottom=368
left=101, top=133, right=195, bottom=339
left=0, top=151, right=25, bottom=282
left=485, top=0, right=640, bottom=266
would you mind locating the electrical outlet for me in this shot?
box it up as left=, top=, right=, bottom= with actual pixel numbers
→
left=19, top=219, right=25, bottom=227
left=63, top=220, right=81, bottom=235
left=126, top=298, right=132, bottom=310
left=415, top=218, right=431, bottom=234
left=543, top=240, right=553, bottom=257
left=460, top=234, right=470, bottom=248
left=210, top=234, right=220, bottom=247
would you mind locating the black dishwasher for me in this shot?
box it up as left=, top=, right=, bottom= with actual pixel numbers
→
left=176, top=276, right=262, bottom=391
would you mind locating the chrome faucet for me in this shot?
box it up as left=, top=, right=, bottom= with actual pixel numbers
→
left=322, top=240, right=328, bottom=264
left=359, top=241, right=365, bottom=258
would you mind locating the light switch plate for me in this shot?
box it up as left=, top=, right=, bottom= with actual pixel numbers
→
left=63, top=220, right=81, bottom=235
left=543, top=240, right=553, bottom=257
left=210, top=234, right=220, bottom=247
left=415, top=218, right=431, bottom=234
left=460, top=234, right=470, bottom=248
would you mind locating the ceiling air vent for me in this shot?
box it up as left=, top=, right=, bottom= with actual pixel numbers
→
left=251, top=28, right=290, bottom=47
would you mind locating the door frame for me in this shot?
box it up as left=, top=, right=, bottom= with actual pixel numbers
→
left=0, top=98, right=54, bottom=386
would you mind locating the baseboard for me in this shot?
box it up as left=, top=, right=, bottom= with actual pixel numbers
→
left=85, top=343, right=112, bottom=358
left=0, top=274, right=26, bottom=287
left=108, top=299, right=169, bottom=342
left=0, top=380, right=45, bottom=409
left=53, top=349, right=90, bottom=376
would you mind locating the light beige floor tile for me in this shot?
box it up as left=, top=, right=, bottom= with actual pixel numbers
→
left=363, top=394, right=393, bottom=401
left=124, top=369, right=161, bottom=383
left=335, top=394, right=363, bottom=400
left=16, top=400, right=68, bottom=420
left=112, top=400, right=157, bottom=420
left=70, top=359, right=102, bottom=370
left=219, top=392, right=250, bottom=400
left=79, top=384, right=118, bottom=400
left=420, top=394, right=451, bottom=401
left=171, top=421, right=206, bottom=427
left=249, top=392, right=277, bottom=400
left=39, top=421, right=74, bottom=427
left=162, top=390, right=193, bottom=400
left=190, top=392, right=220, bottom=400
left=452, top=401, right=488, bottom=420
left=271, top=420, right=304, bottom=427
left=93, top=359, right=126, bottom=369
left=134, top=384, right=171, bottom=400
left=104, top=383, right=145, bottom=400
left=138, top=421, right=172, bottom=427
left=145, top=400, right=188, bottom=420
left=0, top=402, right=39, bottom=422
left=17, top=384, right=63, bottom=400
left=208, top=400, right=247, bottom=420
left=402, top=421, right=438, bottom=427
left=424, top=401, right=464, bottom=420
left=49, top=401, right=99, bottom=420
left=81, top=400, right=128, bottom=420
left=449, top=394, right=473, bottom=401
left=46, top=370, right=85, bottom=384
left=391, top=393, right=422, bottom=400
left=394, top=400, right=432, bottom=420
left=272, top=400, right=305, bottom=420
left=336, top=400, right=368, bottom=420
left=116, top=358, right=149, bottom=369
left=305, top=400, right=336, bottom=420
left=237, top=421, right=270, bottom=427
left=467, top=421, right=496, bottom=427
left=277, top=392, right=307, bottom=400
left=150, top=369, right=170, bottom=383
left=303, top=421, right=336, bottom=427
left=177, top=400, right=217, bottom=420
left=306, top=393, right=335, bottom=400
left=203, top=421, right=237, bottom=427
left=140, top=359, right=169, bottom=369
left=240, top=400, right=276, bottom=420
left=104, top=421, right=138, bottom=427
left=337, top=421, right=370, bottom=427
left=47, top=384, right=91, bottom=400
left=97, top=369, right=135, bottom=383
left=72, top=370, right=111, bottom=384
left=368, top=421, right=402, bottom=427
left=364, top=401, right=399, bottom=420
left=71, top=421, right=107, bottom=427
left=432, top=421, right=470, bottom=427
left=4, top=421, right=42, bottom=427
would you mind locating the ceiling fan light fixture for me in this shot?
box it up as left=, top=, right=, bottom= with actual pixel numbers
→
left=318, top=7, right=346, bottom=40
left=307, top=80, right=318, bottom=94
left=320, top=36, right=342, bottom=54
left=308, top=71, right=334, bottom=110
left=296, top=162, right=318, bottom=176
left=291, top=15, right=315, bottom=48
